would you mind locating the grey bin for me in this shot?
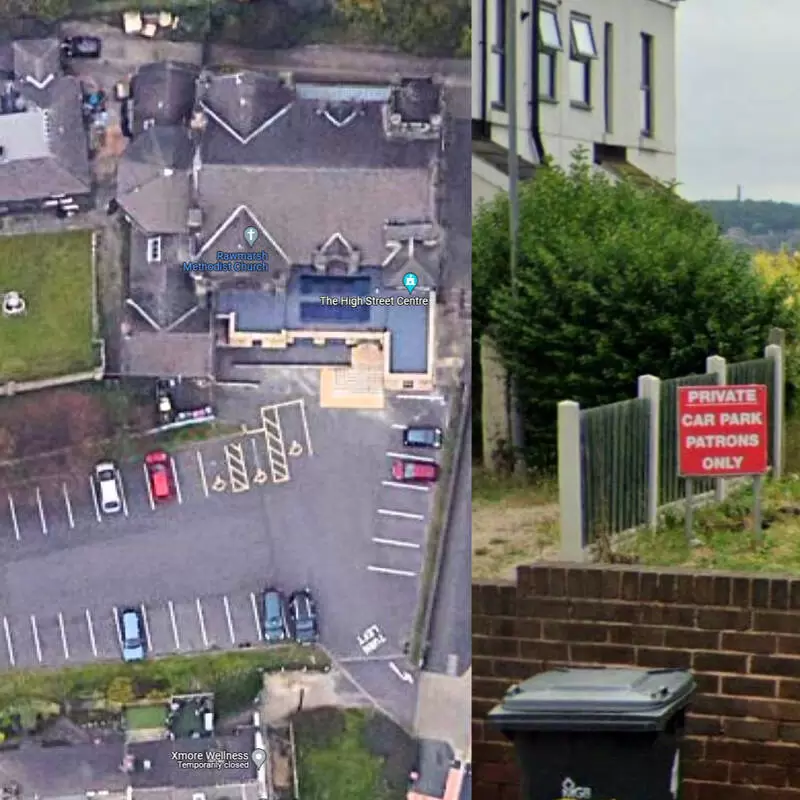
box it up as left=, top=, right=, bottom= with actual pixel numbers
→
left=488, top=667, right=696, bottom=800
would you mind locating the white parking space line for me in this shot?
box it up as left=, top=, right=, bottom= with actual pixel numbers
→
left=223, top=595, right=235, bottom=644
left=30, top=615, right=42, bottom=662
left=112, top=606, right=123, bottom=648
left=3, top=617, right=15, bottom=666
left=36, top=488, right=48, bottom=535
left=250, top=592, right=261, bottom=639
left=196, top=451, right=209, bottom=497
left=62, top=484, right=75, bottom=529
left=144, top=464, right=155, bottom=510
left=7, top=494, right=19, bottom=541
left=172, top=458, right=183, bottom=504
left=385, top=451, right=437, bottom=463
left=58, top=612, right=69, bottom=659
left=382, top=480, right=429, bottom=492
left=90, top=477, right=101, bottom=522
left=368, top=565, right=417, bottom=577
left=378, top=509, right=425, bottom=521
left=168, top=600, right=181, bottom=649
left=141, top=604, right=153, bottom=651
left=85, top=609, right=97, bottom=657
left=372, top=537, right=421, bottom=549
left=196, top=598, right=208, bottom=647
left=118, top=475, right=129, bottom=517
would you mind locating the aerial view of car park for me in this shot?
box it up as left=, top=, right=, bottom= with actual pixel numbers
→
left=0, top=3, right=470, bottom=799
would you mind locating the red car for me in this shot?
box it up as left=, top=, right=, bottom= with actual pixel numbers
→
left=144, top=450, right=175, bottom=502
left=392, top=459, right=439, bottom=483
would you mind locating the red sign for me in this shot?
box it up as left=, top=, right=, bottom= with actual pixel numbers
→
left=678, top=384, right=768, bottom=477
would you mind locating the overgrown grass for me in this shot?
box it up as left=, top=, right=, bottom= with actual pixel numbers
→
left=294, top=708, right=410, bottom=800
left=124, top=703, right=167, bottom=730
left=618, top=476, right=800, bottom=574
left=0, top=231, right=97, bottom=382
left=0, top=647, right=329, bottom=718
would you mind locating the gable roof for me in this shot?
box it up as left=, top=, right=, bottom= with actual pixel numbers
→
left=0, top=75, right=91, bottom=203
left=130, top=61, right=199, bottom=136
left=13, top=37, right=61, bottom=89
left=117, top=125, right=192, bottom=233
left=196, top=164, right=436, bottom=266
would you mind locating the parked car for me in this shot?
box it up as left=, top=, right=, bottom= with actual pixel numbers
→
left=144, top=450, right=175, bottom=503
left=94, top=462, right=122, bottom=514
left=62, top=36, right=102, bottom=58
left=392, top=459, right=439, bottom=483
left=119, top=607, right=146, bottom=662
left=289, top=589, right=318, bottom=644
left=261, top=588, right=289, bottom=643
left=403, top=426, right=443, bottom=449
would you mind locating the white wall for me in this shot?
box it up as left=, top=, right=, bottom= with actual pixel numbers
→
left=475, top=0, right=681, bottom=185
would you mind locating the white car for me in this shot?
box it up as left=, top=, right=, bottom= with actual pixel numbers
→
left=94, top=462, right=122, bottom=514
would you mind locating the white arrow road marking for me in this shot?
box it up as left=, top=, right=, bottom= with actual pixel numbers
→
left=388, top=661, right=414, bottom=684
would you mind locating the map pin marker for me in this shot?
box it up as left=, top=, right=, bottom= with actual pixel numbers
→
left=251, top=748, right=267, bottom=770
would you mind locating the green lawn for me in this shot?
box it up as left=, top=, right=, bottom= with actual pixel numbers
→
left=125, top=704, right=168, bottom=730
left=0, top=231, right=97, bottom=382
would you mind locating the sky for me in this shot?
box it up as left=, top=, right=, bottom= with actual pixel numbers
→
left=677, top=0, right=800, bottom=202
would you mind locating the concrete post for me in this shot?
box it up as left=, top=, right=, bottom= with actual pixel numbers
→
left=637, top=375, right=661, bottom=530
left=558, top=400, right=585, bottom=562
left=706, top=355, right=727, bottom=501
left=765, top=343, right=785, bottom=479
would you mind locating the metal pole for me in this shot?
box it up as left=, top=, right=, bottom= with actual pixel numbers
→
left=506, top=0, right=526, bottom=473
left=753, top=475, right=763, bottom=545
left=684, top=478, right=693, bottom=545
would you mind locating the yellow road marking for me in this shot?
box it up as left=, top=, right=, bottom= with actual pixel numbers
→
left=224, top=441, right=250, bottom=493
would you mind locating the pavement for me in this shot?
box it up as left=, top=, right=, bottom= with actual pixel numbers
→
left=0, top=377, right=449, bottom=729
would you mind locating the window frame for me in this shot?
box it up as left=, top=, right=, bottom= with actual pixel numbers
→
left=538, top=6, right=562, bottom=102
left=491, top=0, right=507, bottom=109
left=603, top=22, right=613, bottom=132
left=146, top=235, right=162, bottom=264
left=568, top=15, right=597, bottom=109
left=640, top=32, right=654, bottom=137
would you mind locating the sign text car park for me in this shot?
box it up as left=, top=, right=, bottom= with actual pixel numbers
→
left=678, top=385, right=768, bottom=477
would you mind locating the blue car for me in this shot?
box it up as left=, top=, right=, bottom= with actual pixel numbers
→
left=120, top=608, right=146, bottom=662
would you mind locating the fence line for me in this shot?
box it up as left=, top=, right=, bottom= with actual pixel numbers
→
left=558, top=341, right=785, bottom=560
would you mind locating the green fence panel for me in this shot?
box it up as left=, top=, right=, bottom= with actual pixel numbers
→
left=727, top=358, right=775, bottom=467
left=660, top=373, right=719, bottom=505
left=580, top=397, right=650, bottom=546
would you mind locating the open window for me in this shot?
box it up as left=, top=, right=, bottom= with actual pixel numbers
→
left=569, top=15, right=597, bottom=107
left=538, top=6, right=562, bottom=101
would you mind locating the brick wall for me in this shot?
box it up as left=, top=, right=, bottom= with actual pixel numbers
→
left=472, top=564, right=800, bottom=800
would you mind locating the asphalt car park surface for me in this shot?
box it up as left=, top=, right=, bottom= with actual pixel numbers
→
left=0, top=391, right=447, bottom=727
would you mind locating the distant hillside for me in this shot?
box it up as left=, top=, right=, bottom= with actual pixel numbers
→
left=698, top=199, right=800, bottom=235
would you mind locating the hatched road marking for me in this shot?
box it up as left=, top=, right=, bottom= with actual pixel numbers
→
left=261, top=406, right=290, bottom=484
left=224, top=442, right=250, bottom=493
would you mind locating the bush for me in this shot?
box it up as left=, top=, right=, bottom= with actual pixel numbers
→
left=473, top=150, right=800, bottom=469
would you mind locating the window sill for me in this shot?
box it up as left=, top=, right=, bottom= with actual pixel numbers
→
left=569, top=101, right=592, bottom=111
left=539, top=95, right=558, bottom=104
left=490, top=102, right=507, bottom=112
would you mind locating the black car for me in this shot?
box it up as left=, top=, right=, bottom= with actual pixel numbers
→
left=62, top=36, right=101, bottom=58
left=289, top=589, right=318, bottom=644
left=402, top=425, right=443, bottom=449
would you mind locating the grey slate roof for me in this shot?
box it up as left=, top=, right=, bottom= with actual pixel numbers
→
left=197, top=71, right=295, bottom=143
left=0, top=741, right=127, bottom=798
left=117, top=125, right=193, bottom=234
left=120, top=330, right=213, bottom=378
left=13, top=38, right=61, bottom=89
left=196, top=164, right=435, bottom=266
left=130, top=61, right=199, bottom=136
left=0, top=75, right=91, bottom=203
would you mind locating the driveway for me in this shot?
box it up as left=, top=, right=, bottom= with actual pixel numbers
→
left=0, top=383, right=448, bottom=728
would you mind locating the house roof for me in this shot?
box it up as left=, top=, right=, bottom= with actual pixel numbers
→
left=0, top=741, right=127, bottom=799
left=12, top=38, right=61, bottom=89
left=117, top=126, right=193, bottom=234
left=0, top=75, right=91, bottom=203
left=120, top=330, right=213, bottom=378
left=196, top=164, right=435, bottom=266
left=130, top=61, right=199, bottom=136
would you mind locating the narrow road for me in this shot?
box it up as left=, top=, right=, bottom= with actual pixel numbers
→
left=425, top=392, right=471, bottom=676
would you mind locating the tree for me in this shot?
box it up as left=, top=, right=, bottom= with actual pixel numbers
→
left=473, top=151, right=800, bottom=470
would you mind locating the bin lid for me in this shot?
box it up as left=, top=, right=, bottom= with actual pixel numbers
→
left=488, top=667, right=695, bottom=733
